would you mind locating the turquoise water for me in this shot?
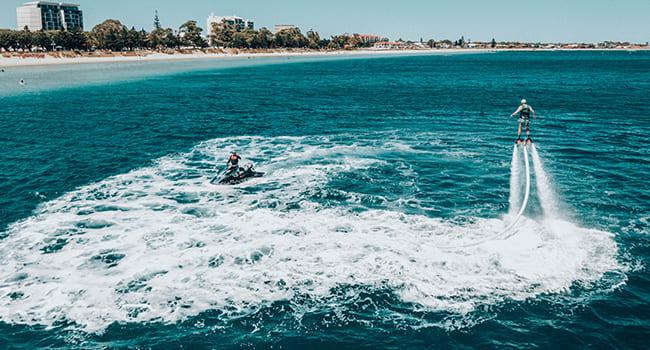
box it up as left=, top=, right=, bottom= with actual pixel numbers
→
left=0, top=52, right=648, bottom=348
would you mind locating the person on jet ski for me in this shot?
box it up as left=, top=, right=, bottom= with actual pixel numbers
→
left=226, top=151, right=241, bottom=174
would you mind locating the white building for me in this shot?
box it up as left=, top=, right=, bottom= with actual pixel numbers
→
left=357, top=34, right=381, bottom=43
left=16, top=1, right=83, bottom=31
left=206, top=14, right=253, bottom=35
left=373, top=41, right=409, bottom=49
left=274, top=25, right=294, bottom=34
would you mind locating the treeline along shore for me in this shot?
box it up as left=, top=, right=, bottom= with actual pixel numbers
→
left=0, top=17, right=383, bottom=53
left=2, top=15, right=648, bottom=62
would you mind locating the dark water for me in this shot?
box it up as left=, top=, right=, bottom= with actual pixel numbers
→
left=0, top=52, right=649, bottom=348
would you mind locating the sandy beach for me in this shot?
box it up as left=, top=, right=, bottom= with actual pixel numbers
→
left=0, top=48, right=474, bottom=68
left=2, top=47, right=647, bottom=68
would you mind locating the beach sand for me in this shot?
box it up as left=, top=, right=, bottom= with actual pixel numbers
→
left=0, top=48, right=490, bottom=67
left=2, top=47, right=647, bottom=68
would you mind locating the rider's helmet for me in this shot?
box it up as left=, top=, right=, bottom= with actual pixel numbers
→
left=521, top=99, right=526, bottom=104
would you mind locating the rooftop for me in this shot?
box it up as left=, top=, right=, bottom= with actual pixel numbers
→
left=23, top=1, right=81, bottom=7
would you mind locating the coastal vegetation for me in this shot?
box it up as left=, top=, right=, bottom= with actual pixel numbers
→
left=0, top=18, right=207, bottom=52
left=0, top=13, right=645, bottom=54
left=0, top=14, right=381, bottom=53
left=208, top=20, right=379, bottom=49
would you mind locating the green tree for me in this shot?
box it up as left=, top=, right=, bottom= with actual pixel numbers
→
left=117, top=26, right=129, bottom=50
left=179, top=20, right=207, bottom=48
left=18, top=27, right=33, bottom=51
left=139, top=29, right=149, bottom=48
left=0, top=30, right=20, bottom=51
left=91, top=19, right=127, bottom=50
left=154, top=10, right=162, bottom=30
left=457, top=36, right=465, bottom=47
left=125, top=27, right=142, bottom=50
left=53, top=30, right=87, bottom=50
left=243, top=28, right=259, bottom=48
left=348, top=34, right=363, bottom=48
left=162, top=29, right=180, bottom=48
left=306, top=29, right=320, bottom=49
left=53, top=30, right=70, bottom=49
left=34, top=30, right=55, bottom=51
left=272, top=27, right=308, bottom=48
left=231, top=30, right=247, bottom=48
left=426, top=39, right=436, bottom=48
left=254, top=27, right=273, bottom=48
left=67, top=28, right=89, bottom=50
left=330, top=34, right=348, bottom=49
left=149, top=28, right=166, bottom=48
left=491, top=38, right=496, bottom=48
left=209, top=20, right=236, bottom=47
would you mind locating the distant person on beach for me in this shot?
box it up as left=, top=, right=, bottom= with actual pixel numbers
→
left=510, top=99, right=536, bottom=140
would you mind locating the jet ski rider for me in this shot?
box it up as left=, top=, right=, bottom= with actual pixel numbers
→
left=226, top=151, right=241, bottom=174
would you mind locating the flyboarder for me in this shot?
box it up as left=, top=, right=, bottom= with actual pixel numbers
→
left=510, top=99, right=536, bottom=144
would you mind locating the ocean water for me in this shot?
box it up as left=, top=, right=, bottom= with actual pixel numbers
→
left=0, top=51, right=648, bottom=349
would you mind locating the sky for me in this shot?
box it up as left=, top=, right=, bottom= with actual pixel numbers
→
left=2, top=0, right=649, bottom=43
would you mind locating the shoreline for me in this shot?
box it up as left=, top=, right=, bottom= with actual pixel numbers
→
left=1, top=47, right=648, bottom=68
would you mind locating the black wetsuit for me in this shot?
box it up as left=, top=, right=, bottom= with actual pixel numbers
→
left=227, top=155, right=241, bottom=170
left=519, top=105, right=531, bottom=127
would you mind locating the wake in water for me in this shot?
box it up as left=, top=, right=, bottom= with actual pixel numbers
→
left=0, top=136, right=624, bottom=332
left=507, top=145, right=522, bottom=218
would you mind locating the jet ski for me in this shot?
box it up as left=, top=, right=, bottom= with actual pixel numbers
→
left=210, top=163, right=264, bottom=185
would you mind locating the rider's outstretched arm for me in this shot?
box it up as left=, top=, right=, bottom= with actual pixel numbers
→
left=510, top=106, right=522, bottom=117
left=529, top=106, right=536, bottom=118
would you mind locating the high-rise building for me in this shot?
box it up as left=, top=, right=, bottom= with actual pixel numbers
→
left=16, top=1, right=83, bottom=31
left=206, top=14, right=253, bottom=33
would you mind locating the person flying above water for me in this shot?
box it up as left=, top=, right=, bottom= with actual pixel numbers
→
left=510, top=99, right=536, bottom=143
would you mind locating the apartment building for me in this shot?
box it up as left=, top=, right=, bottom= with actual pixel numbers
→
left=16, top=1, right=83, bottom=31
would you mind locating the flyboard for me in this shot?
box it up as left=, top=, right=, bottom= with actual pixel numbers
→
left=515, top=137, right=533, bottom=146
left=440, top=142, right=531, bottom=249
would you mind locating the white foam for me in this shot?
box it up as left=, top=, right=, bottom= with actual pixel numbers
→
left=531, top=144, right=559, bottom=217
left=507, top=145, right=522, bottom=218
left=0, top=136, right=623, bottom=332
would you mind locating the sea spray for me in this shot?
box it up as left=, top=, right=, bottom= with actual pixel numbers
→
left=507, top=145, right=522, bottom=218
left=0, top=135, right=622, bottom=333
left=530, top=144, right=559, bottom=218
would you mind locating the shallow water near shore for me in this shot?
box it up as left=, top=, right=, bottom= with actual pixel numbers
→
left=0, top=51, right=649, bottom=348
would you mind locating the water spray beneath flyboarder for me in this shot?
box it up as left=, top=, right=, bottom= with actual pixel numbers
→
left=440, top=144, right=531, bottom=249
left=530, top=144, right=558, bottom=218
left=507, top=145, right=522, bottom=219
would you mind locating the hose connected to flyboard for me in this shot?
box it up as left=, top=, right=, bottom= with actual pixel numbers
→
left=440, top=145, right=531, bottom=249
